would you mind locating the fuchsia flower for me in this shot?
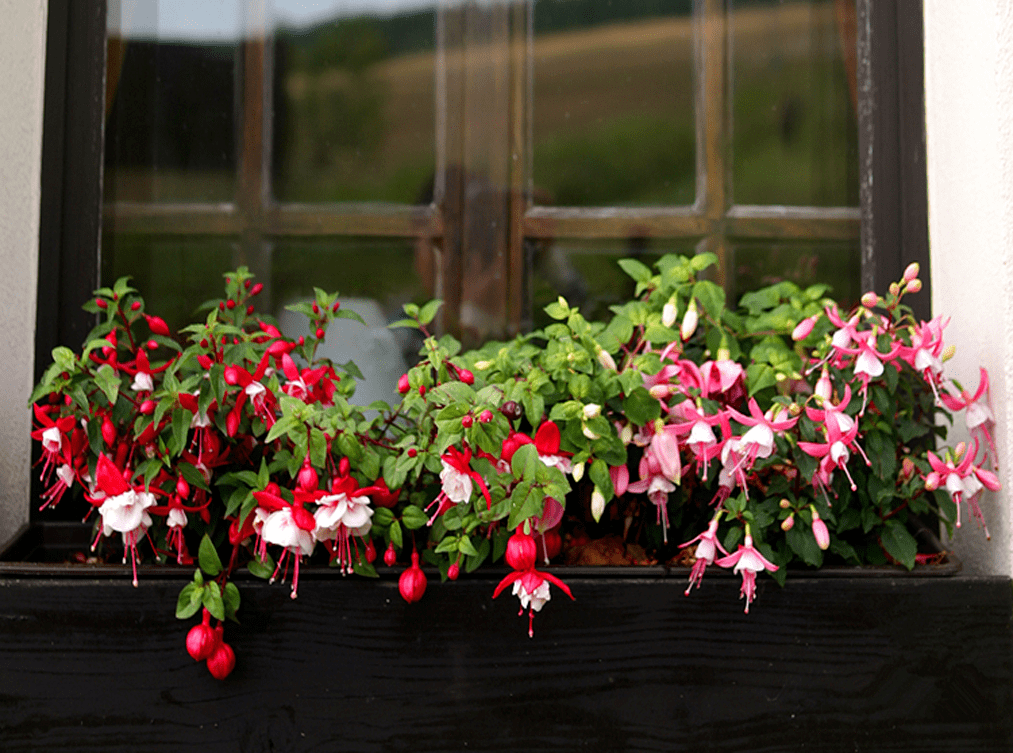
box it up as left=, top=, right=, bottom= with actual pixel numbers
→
left=899, top=316, right=949, bottom=402
left=627, top=426, right=682, bottom=542
left=832, top=331, right=902, bottom=414
left=530, top=497, right=565, bottom=564
left=723, top=399, right=798, bottom=496
left=668, top=401, right=723, bottom=480
left=798, top=415, right=869, bottom=496
left=311, top=475, right=376, bottom=574
left=86, top=453, right=159, bottom=587
left=224, top=354, right=277, bottom=437
left=680, top=513, right=728, bottom=595
left=925, top=440, right=1001, bottom=536
left=31, top=404, right=75, bottom=485
left=252, top=485, right=317, bottom=599
left=493, top=529, right=574, bottom=637
left=940, top=367, right=998, bottom=469
left=714, top=527, right=778, bottom=613
left=427, top=446, right=492, bottom=523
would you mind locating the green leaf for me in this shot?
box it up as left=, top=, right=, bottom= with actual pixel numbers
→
left=881, top=519, right=918, bottom=570
left=588, top=458, right=614, bottom=500
left=247, top=553, right=275, bottom=579
left=389, top=520, right=403, bottom=549
left=458, top=536, right=480, bottom=557
left=178, top=461, right=210, bottom=492
left=418, top=299, right=443, bottom=325
left=401, top=505, right=429, bottom=530
left=198, top=534, right=223, bottom=576
left=202, top=581, right=225, bottom=621
left=618, top=258, right=652, bottom=283
left=352, top=558, right=379, bottom=578
left=175, top=583, right=203, bottom=620
left=786, top=525, right=823, bottom=568
left=623, top=387, right=661, bottom=426
left=511, top=443, right=540, bottom=482
left=170, top=409, right=191, bottom=456
left=222, top=582, right=241, bottom=622
left=692, top=280, right=725, bottom=318
left=94, top=364, right=120, bottom=406
left=746, top=363, right=777, bottom=396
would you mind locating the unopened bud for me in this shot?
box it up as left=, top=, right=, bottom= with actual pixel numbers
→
left=581, top=422, right=601, bottom=440
left=941, top=344, right=956, bottom=362
left=906, top=278, right=922, bottom=293
left=779, top=498, right=791, bottom=509
left=582, top=403, right=601, bottom=420
left=792, top=315, right=817, bottom=342
left=924, top=472, right=940, bottom=491
left=681, top=299, right=699, bottom=341
left=812, top=514, right=830, bottom=550
left=597, top=347, right=617, bottom=371
left=889, top=282, right=900, bottom=297
left=478, top=409, right=494, bottom=424
left=384, top=542, right=397, bottom=567
left=662, top=296, right=677, bottom=328
left=815, top=368, right=832, bottom=401
left=861, top=291, right=879, bottom=309
left=954, top=441, right=966, bottom=460
left=781, top=514, right=795, bottom=531
left=649, top=384, right=672, bottom=400
left=447, top=561, right=460, bottom=581
left=903, top=262, right=920, bottom=282
left=474, top=360, right=493, bottom=370
left=619, top=423, right=634, bottom=445
left=591, top=487, right=606, bottom=522
left=571, top=461, right=585, bottom=482
left=397, top=374, right=410, bottom=394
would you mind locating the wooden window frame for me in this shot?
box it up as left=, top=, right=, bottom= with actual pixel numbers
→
left=37, top=0, right=929, bottom=376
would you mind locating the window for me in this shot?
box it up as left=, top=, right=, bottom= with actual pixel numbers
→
left=36, top=0, right=928, bottom=410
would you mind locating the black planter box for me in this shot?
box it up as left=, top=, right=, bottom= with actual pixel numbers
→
left=1, top=523, right=1010, bottom=752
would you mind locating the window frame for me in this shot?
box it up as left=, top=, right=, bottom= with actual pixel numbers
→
left=36, top=0, right=929, bottom=376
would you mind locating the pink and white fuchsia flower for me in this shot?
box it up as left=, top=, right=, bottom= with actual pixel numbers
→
left=680, top=513, right=728, bottom=595
left=714, top=527, right=779, bottom=613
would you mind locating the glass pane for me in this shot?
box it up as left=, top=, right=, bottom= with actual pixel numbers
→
left=532, top=1, right=696, bottom=207
left=105, top=1, right=240, bottom=202
left=102, top=235, right=238, bottom=333
left=530, top=238, right=698, bottom=330
left=271, top=3, right=436, bottom=204
left=731, top=0, right=859, bottom=206
left=730, top=243, right=861, bottom=307
left=272, top=238, right=432, bottom=402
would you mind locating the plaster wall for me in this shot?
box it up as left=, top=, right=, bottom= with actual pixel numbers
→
left=924, top=1, right=1013, bottom=576
left=0, top=0, right=47, bottom=548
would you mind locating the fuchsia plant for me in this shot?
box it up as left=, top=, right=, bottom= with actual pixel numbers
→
left=30, top=256, right=1001, bottom=677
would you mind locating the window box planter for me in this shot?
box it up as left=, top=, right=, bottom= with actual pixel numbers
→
left=1, top=522, right=1009, bottom=752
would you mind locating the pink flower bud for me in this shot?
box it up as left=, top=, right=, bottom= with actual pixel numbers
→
left=447, top=561, right=460, bottom=581
left=176, top=476, right=190, bottom=499
left=781, top=514, right=795, bottom=532
left=906, top=278, right=922, bottom=293
left=458, top=368, right=474, bottom=385
left=206, top=636, right=236, bottom=680
left=889, top=282, right=900, bottom=296
left=478, top=409, right=494, bottom=424
left=384, top=542, right=397, bottom=567
left=903, top=262, right=920, bottom=282
left=397, top=373, right=410, bottom=394
left=815, top=368, right=832, bottom=401
left=649, top=384, right=672, bottom=400
left=861, top=291, right=879, bottom=308
left=461, top=414, right=473, bottom=428
left=811, top=510, right=830, bottom=550
left=398, top=551, right=427, bottom=603
left=505, top=529, right=537, bottom=571
left=95, top=298, right=108, bottom=310
left=297, top=462, right=318, bottom=492
left=251, top=283, right=263, bottom=296
left=791, top=315, right=817, bottom=342
left=144, top=314, right=170, bottom=336
left=924, top=472, right=940, bottom=491
left=597, top=348, right=617, bottom=371
left=186, top=610, right=218, bottom=661
left=779, top=498, right=791, bottom=509
left=139, top=399, right=156, bottom=415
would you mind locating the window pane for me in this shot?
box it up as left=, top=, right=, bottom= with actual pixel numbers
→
left=271, top=3, right=436, bottom=204
left=530, top=238, right=698, bottom=330
left=272, top=238, right=432, bottom=402
left=532, top=0, right=696, bottom=207
left=730, top=0, right=859, bottom=207
left=730, top=242, right=861, bottom=307
left=105, top=1, right=239, bottom=202
left=102, top=235, right=237, bottom=332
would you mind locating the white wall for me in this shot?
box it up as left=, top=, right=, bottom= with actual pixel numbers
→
left=0, top=0, right=47, bottom=548
left=924, top=2, right=1013, bottom=576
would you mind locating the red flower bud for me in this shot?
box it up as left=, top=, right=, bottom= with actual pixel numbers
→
left=147, top=340, right=158, bottom=350
left=447, top=561, right=460, bottom=581
left=186, top=610, right=218, bottom=661
left=461, top=414, right=473, bottom=428
left=297, top=462, right=318, bottom=492
left=95, top=298, right=107, bottom=310
left=246, top=305, right=254, bottom=315
left=139, top=399, right=156, bottom=415
left=364, top=538, right=376, bottom=564
left=218, top=302, right=226, bottom=311
left=197, top=355, right=213, bottom=370
left=458, top=368, right=474, bottom=385
left=399, top=551, right=427, bottom=603
left=298, top=336, right=305, bottom=346
left=418, top=385, right=426, bottom=397
left=130, top=301, right=141, bottom=311
left=478, top=409, right=494, bottom=424
left=251, top=283, right=263, bottom=296
left=499, top=401, right=522, bottom=422
left=206, top=633, right=235, bottom=680
left=398, top=373, right=410, bottom=394
left=338, top=457, right=351, bottom=477
left=332, top=301, right=340, bottom=312
left=245, top=279, right=251, bottom=289
left=384, top=542, right=397, bottom=567
left=101, top=417, right=116, bottom=446
left=312, top=302, right=319, bottom=314
left=315, top=328, right=325, bottom=339
left=226, top=299, right=236, bottom=310
left=144, top=314, right=170, bottom=336
left=200, top=338, right=208, bottom=348
left=505, top=529, right=537, bottom=571
left=176, top=477, right=190, bottom=499
left=407, top=448, right=417, bottom=458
